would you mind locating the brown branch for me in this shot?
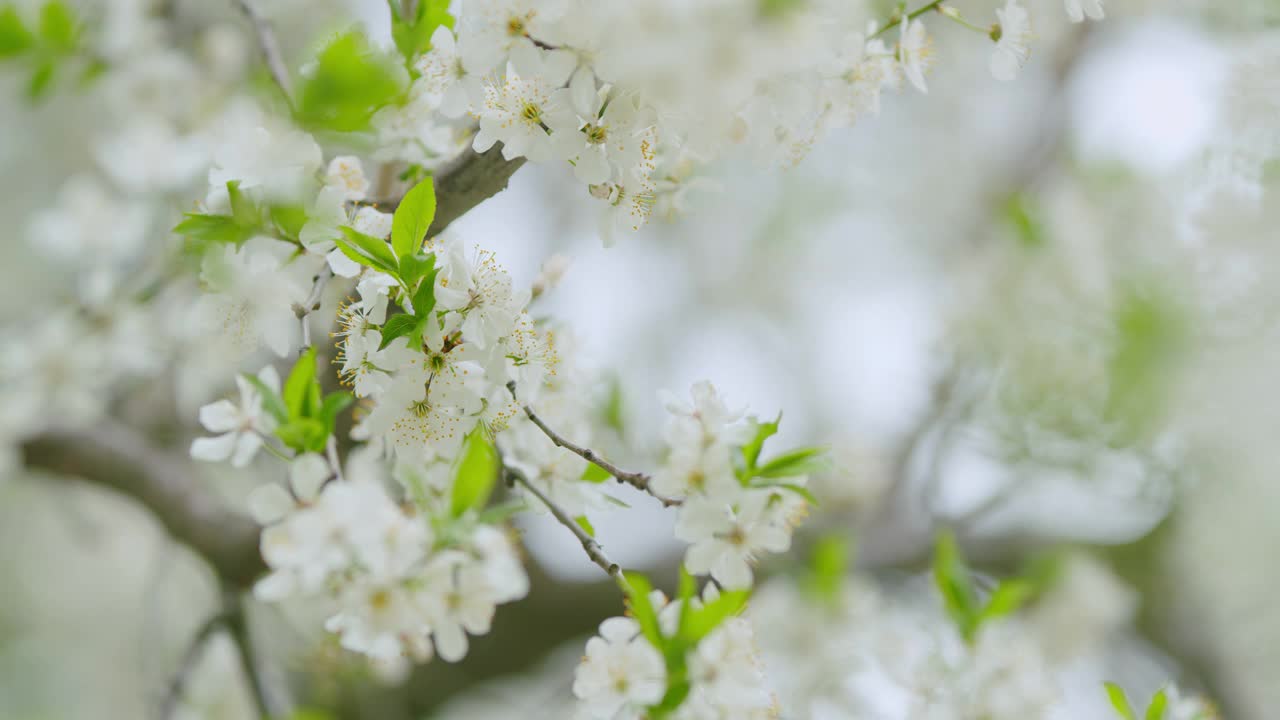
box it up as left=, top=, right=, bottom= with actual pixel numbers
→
left=504, top=466, right=626, bottom=585
left=20, top=425, right=266, bottom=588
left=506, top=382, right=680, bottom=507
left=365, top=143, right=527, bottom=238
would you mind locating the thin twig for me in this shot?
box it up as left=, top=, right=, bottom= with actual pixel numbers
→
left=235, top=0, right=294, bottom=106
left=506, top=382, right=680, bottom=507
left=294, top=266, right=333, bottom=351
left=159, top=612, right=229, bottom=720
left=505, top=466, right=628, bottom=587
left=869, top=0, right=946, bottom=40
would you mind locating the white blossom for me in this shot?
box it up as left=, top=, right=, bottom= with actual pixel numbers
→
left=190, top=365, right=281, bottom=467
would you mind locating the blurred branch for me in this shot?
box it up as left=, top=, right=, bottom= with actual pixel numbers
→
left=235, top=0, right=294, bottom=107
left=159, top=610, right=229, bottom=720
left=20, top=425, right=266, bottom=588
left=225, top=590, right=276, bottom=719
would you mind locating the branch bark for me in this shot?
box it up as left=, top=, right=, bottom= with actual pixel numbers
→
left=367, top=144, right=527, bottom=238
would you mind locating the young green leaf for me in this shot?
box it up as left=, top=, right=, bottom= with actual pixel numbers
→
left=270, top=204, right=309, bottom=241
left=226, top=180, right=260, bottom=228
left=338, top=226, right=398, bottom=269
left=27, top=56, right=55, bottom=99
left=294, top=29, right=405, bottom=133
left=173, top=213, right=254, bottom=247
left=620, top=572, right=665, bottom=651
left=410, top=264, right=439, bottom=316
left=806, top=534, right=849, bottom=602
left=377, top=313, right=423, bottom=351
left=0, top=7, right=33, bottom=57
left=755, top=446, right=829, bottom=479
left=387, top=0, right=454, bottom=61
left=275, top=417, right=327, bottom=453
left=38, top=1, right=77, bottom=53
left=978, top=579, right=1034, bottom=625
left=392, top=178, right=437, bottom=259
left=757, top=482, right=819, bottom=505
left=741, top=413, right=781, bottom=474
left=681, top=588, right=750, bottom=644
left=933, top=530, right=979, bottom=641
left=449, top=426, right=499, bottom=517
left=574, top=515, right=595, bottom=537
left=1104, top=683, right=1137, bottom=720
left=240, top=374, right=289, bottom=425
left=1144, top=689, right=1168, bottom=720
left=581, top=463, right=612, bottom=483
left=397, top=251, right=435, bottom=291
left=283, top=348, right=319, bottom=420
left=317, top=392, right=353, bottom=435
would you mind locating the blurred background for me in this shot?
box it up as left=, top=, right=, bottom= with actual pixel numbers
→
left=2, top=0, right=1279, bottom=718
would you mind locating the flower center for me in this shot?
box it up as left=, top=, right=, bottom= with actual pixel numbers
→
left=521, top=102, right=542, bottom=124
left=583, top=123, right=608, bottom=144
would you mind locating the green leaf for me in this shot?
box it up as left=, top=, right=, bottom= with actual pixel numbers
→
left=241, top=374, right=289, bottom=425
left=392, top=177, right=437, bottom=259
left=574, top=515, right=595, bottom=537
left=1105, top=683, right=1137, bottom=720
left=410, top=264, right=439, bottom=316
left=933, top=530, right=979, bottom=642
left=283, top=348, right=319, bottom=420
left=318, top=392, right=353, bottom=435
left=276, top=417, right=327, bottom=453
left=226, top=181, right=260, bottom=228
left=1145, top=689, right=1168, bottom=720
left=38, top=1, right=77, bottom=53
left=620, top=572, right=664, bottom=651
left=295, top=29, right=405, bottom=133
left=449, top=426, right=499, bottom=517
left=27, top=56, right=55, bottom=99
left=334, top=238, right=397, bottom=275
left=378, top=313, right=422, bottom=351
left=756, top=446, right=829, bottom=479
left=978, top=579, right=1034, bottom=624
left=602, top=494, right=631, bottom=509
left=1005, top=192, right=1045, bottom=249
left=806, top=535, right=849, bottom=602
left=388, top=0, right=454, bottom=62
left=740, top=414, right=780, bottom=474
left=397, top=251, right=435, bottom=291
left=0, top=7, right=33, bottom=57
left=174, top=213, right=254, bottom=247
left=581, top=464, right=612, bottom=483
left=338, top=226, right=398, bottom=271
left=682, top=588, right=750, bottom=644
left=756, top=482, right=819, bottom=505
left=270, top=204, right=308, bottom=241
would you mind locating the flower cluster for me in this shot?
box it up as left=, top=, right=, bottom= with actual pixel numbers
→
left=377, top=0, right=1104, bottom=241
left=574, top=578, right=773, bottom=719
left=250, top=449, right=528, bottom=666
left=653, top=383, right=817, bottom=589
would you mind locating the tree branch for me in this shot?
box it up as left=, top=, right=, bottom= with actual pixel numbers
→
left=159, top=610, right=229, bottom=720
left=367, top=143, right=527, bottom=238
left=224, top=590, right=274, bottom=719
left=507, top=382, right=679, bottom=507
left=235, top=0, right=294, bottom=106
left=504, top=466, right=626, bottom=585
left=20, top=425, right=266, bottom=588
